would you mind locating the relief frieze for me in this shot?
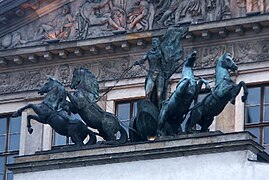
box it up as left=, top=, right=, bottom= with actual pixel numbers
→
left=1, top=0, right=269, bottom=50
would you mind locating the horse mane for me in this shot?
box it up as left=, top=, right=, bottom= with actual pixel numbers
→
left=76, top=68, right=100, bottom=101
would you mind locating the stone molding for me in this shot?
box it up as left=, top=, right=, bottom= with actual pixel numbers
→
left=7, top=131, right=269, bottom=174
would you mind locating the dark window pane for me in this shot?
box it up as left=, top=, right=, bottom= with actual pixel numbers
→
left=7, top=155, right=15, bottom=165
left=132, top=102, right=137, bottom=118
left=264, top=105, right=269, bottom=122
left=0, top=118, right=6, bottom=135
left=264, top=127, right=269, bottom=144
left=246, top=127, right=260, bottom=143
left=0, top=135, right=6, bottom=152
left=54, top=133, right=67, bottom=146
left=8, top=134, right=20, bottom=151
left=245, top=106, right=260, bottom=124
left=121, top=120, right=130, bottom=137
left=247, top=87, right=260, bottom=105
left=117, top=103, right=130, bottom=120
left=9, top=117, right=21, bottom=134
left=7, top=172, right=13, bottom=180
left=0, top=156, right=4, bottom=173
left=265, top=86, right=269, bottom=104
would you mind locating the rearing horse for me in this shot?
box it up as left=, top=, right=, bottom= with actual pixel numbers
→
left=185, top=52, right=248, bottom=133
left=157, top=50, right=210, bottom=136
left=66, top=68, right=128, bottom=144
left=12, top=78, right=97, bottom=145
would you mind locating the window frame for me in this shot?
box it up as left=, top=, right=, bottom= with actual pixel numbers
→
left=244, top=83, right=269, bottom=149
left=0, top=113, right=21, bottom=180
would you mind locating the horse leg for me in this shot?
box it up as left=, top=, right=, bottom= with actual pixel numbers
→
left=199, top=116, right=214, bottom=132
left=13, top=104, right=34, bottom=117
left=230, top=81, right=248, bottom=104
left=185, top=108, right=201, bottom=134
left=26, top=115, right=41, bottom=134
left=69, top=125, right=84, bottom=146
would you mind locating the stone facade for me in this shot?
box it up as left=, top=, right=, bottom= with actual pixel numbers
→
left=1, top=0, right=269, bottom=156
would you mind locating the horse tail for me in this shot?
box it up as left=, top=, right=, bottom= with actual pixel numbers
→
left=86, top=128, right=97, bottom=145
left=117, top=126, right=128, bottom=144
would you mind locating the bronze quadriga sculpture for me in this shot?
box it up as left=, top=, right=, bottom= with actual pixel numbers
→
left=12, top=77, right=97, bottom=146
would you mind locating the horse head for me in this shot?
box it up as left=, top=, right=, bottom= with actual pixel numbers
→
left=70, top=68, right=84, bottom=89
left=71, top=68, right=99, bottom=101
left=38, top=77, right=63, bottom=95
left=184, top=49, right=197, bottom=68
left=218, top=52, right=238, bottom=72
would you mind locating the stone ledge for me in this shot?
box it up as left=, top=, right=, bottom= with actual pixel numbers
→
left=8, top=131, right=269, bottom=174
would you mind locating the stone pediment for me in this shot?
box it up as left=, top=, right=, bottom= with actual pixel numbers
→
left=1, top=0, right=269, bottom=50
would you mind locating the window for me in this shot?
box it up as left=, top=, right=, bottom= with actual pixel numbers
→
left=115, top=100, right=139, bottom=136
left=244, top=85, right=269, bottom=152
left=0, top=115, right=21, bottom=180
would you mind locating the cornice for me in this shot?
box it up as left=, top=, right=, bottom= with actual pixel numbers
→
left=1, top=15, right=269, bottom=69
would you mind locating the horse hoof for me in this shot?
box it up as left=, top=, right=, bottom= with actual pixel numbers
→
left=242, top=96, right=247, bottom=102
left=28, top=128, right=33, bottom=134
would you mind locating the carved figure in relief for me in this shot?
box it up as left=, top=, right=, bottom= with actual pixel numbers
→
left=0, top=32, right=27, bottom=49
left=12, top=78, right=97, bottom=146
left=185, top=53, right=248, bottom=133
left=127, top=0, right=149, bottom=31
left=156, top=0, right=202, bottom=26
left=134, top=38, right=165, bottom=109
left=205, top=0, right=220, bottom=21
left=77, top=0, right=126, bottom=39
left=220, top=0, right=231, bottom=19
left=156, top=0, right=181, bottom=26
left=34, top=5, right=75, bottom=41
left=246, top=0, right=260, bottom=14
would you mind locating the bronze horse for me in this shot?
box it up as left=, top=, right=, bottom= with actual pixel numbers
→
left=185, top=53, right=248, bottom=133
left=157, top=50, right=210, bottom=136
left=12, top=78, right=97, bottom=145
left=66, top=68, right=128, bottom=143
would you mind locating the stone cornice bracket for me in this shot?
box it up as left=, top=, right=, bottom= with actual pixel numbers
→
left=13, top=56, right=23, bottom=65
left=252, top=23, right=262, bottom=33
left=218, top=28, right=228, bottom=38
left=136, top=39, right=146, bottom=48
left=74, top=48, right=83, bottom=57
left=202, top=30, right=211, bottom=40
left=105, top=44, right=115, bottom=53
left=0, top=58, right=7, bottom=66
left=89, top=46, right=99, bottom=55
left=121, top=41, right=130, bottom=51
left=28, top=54, right=37, bottom=63
left=185, top=33, right=195, bottom=41
left=59, top=50, right=68, bottom=59
left=0, top=15, right=8, bottom=25
left=44, top=52, right=53, bottom=60
left=235, top=26, right=245, bottom=35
